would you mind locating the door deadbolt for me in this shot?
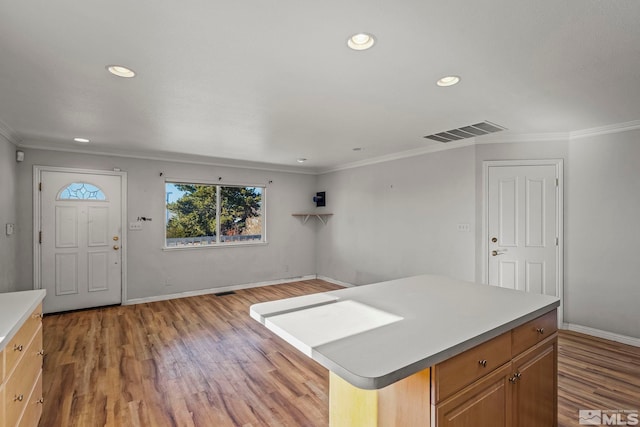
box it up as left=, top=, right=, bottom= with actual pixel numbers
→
left=113, top=236, right=119, bottom=241
left=491, top=237, right=498, bottom=243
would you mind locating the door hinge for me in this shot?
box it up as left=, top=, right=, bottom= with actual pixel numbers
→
left=555, top=178, right=559, bottom=187
left=39, top=182, right=42, bottom=191
left=39, top=231, right=42, bottom=244
left=556, top=237, right=559, bottom=246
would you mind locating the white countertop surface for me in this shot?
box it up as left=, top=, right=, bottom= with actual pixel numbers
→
left=250, top=274, right=560, bottom=390
left=0, top=290, right=46, bottom=351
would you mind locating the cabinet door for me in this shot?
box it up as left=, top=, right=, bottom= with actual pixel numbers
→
left=435, top=363, right=512, bottom=427
left=511, top=335, right=557, bottom=427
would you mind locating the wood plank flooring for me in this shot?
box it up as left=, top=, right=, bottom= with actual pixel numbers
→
left=41, top=280, right=342, bottom=427
left=40, top=280, right=640, bottom=427
left=557, top=330, right=640, bottom=427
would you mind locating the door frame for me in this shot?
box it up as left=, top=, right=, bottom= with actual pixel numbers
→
left=482, top=159, right=564, bottom=325
left=33, top=166, right=128, bottom=306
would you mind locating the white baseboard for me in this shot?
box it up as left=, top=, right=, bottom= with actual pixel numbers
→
left=563, top=323, right=640, bottom=348
left=316, top=275, right=355, bottom=288
left=124, top=275, right=317, bottom=305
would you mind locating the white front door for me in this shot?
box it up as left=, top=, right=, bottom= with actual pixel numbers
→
left=486, top=162, right=562, bottom=308
left=39, top=170, right=124, bottom=313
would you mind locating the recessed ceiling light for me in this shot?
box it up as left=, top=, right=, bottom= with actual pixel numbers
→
left=106, top=65, right=136, bottom=78
left=73, top=137, right=90, bottom=143
left=436, top=76, right=461, bottom=87
left=296, top=158, right=307, bottom=163
left=347, top=33, right=375, bottom=51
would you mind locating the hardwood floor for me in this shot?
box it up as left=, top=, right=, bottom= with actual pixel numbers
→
left=557, top=330, right=640, bottom=427
left=40, top=280, right=640, bottom=427
left=40, top=280, right=342, bottom=427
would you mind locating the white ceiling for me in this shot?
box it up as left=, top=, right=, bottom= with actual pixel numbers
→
left=1, top=1, right=639, bottom=173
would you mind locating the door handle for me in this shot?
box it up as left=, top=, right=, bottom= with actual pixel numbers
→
left=113, top=245, right=120, bottom=250
left=492, top=250, right=507, bottom=256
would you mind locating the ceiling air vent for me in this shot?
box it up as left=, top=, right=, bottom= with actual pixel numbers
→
left=424, top=121, right=506, bottom=143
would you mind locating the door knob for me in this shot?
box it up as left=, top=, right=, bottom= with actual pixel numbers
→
left=113, top=245, right=120, bottom=250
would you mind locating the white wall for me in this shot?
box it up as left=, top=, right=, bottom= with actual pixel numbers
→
left=566, top=130, right=640, bottom=338
left=16, top=149, right=318, bottom=300
left=316, top=146, right=476, bottom=285
left=0, top=136, right=19, bottom=293
left=475, top=134, right=640, bottom=340
left=9, top=130, right=640, bottom=340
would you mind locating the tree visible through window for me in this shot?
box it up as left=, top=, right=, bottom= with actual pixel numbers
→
left=165, top=183, right=264, bottom=247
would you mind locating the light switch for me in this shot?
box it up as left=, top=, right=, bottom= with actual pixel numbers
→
left=129, top=222, right=143, bottom=231
left=6, top=223, right=14, bottom=236
left=457, top=223, right=470, bottom=232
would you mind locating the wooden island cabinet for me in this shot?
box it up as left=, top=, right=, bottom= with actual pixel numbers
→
left=251, top=275, right=560, bottom=427
left=433, top=310, right=557, bottom=427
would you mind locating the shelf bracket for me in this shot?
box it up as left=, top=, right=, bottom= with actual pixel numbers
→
left=292, top=213, right=333, bottom=225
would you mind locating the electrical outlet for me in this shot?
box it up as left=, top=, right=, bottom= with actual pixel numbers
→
left=6, top=223, right=14, bottom=236
left=129, top=222, right=143, bottom=231
left=457, top=223, right=470, bottom=232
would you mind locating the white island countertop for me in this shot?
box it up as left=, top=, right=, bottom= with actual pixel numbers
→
left=0, top=289, right=46, bottom=350
left=250, top=274, right=560, bottom=390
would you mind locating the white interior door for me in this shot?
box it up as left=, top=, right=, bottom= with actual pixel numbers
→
left=486, top=162, right=562, bottom=307
left=39, top=170, right=123, bottom=313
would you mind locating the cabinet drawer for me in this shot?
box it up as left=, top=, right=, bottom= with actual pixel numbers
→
left=4, top=326, right=42, bottom=427
left=5, top=304, right=42, bottom=376
left=18, top=370, right=43, bottom=427
left=512, top=309, right=557, bottom=356
left=1, top=348, right=4, bottom=382
left=432, top=332, right=511, bottom=403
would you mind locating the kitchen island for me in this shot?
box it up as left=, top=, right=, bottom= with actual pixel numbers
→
left=250, top=275, right=560, bottom=426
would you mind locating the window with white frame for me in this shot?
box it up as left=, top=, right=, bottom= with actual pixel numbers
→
left=165, top=182, right=264, bottom=247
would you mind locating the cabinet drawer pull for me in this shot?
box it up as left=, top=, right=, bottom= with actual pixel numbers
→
left=37, top=349, right=45, bottom=356
left=14, top=394, right=24, bottom=402
left=14, top=344, right=24, bottom=351
left=536, top=327, right=545, bottom=334
left=478, top=359, right=488, bottom=367
left=33, top=312, right=44, bottom=319
left=37, top=398, right=45, bottom=404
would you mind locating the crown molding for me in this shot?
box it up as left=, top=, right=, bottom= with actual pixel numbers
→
left=13, top=118, right=640, bottom=176
left=320, top=119, right=640, bottom=174
left=475, top=131, right=570, bottom=144
left=18, top=141, right=319, bottom=175
left=570, top=119, right=640, bottom=140
left=319, top=139, right=476, bottom=174
left=0, top=119, right=20, bottom=145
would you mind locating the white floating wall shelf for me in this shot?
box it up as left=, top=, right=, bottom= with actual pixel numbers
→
left=291, top=213, right=333, bottom=225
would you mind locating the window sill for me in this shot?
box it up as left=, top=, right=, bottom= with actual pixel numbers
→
left=162, top=241, right=268, bottom=251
